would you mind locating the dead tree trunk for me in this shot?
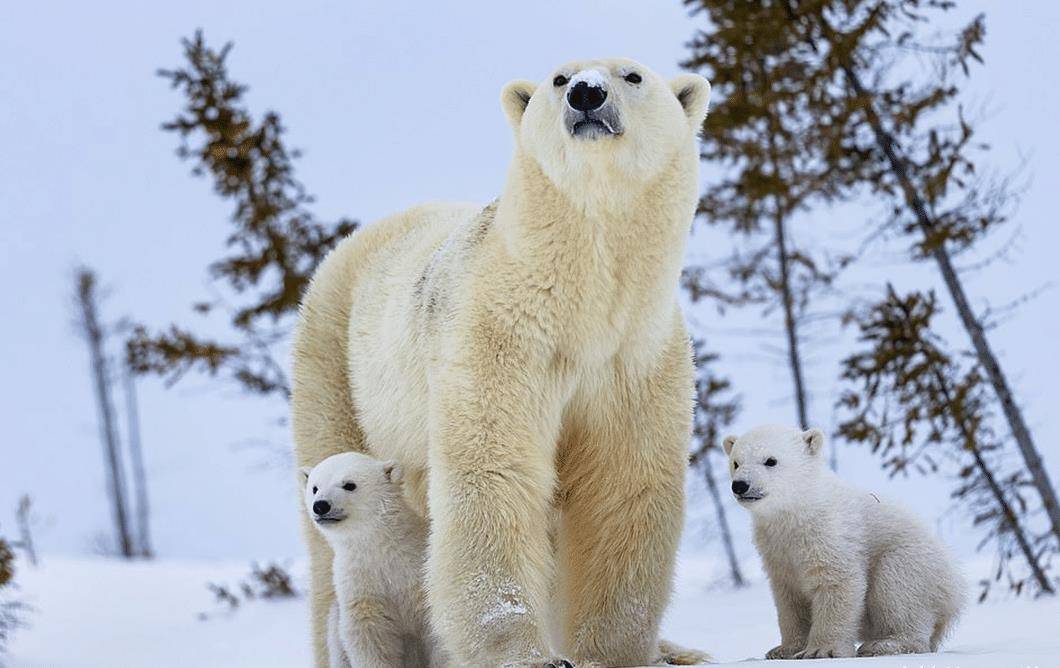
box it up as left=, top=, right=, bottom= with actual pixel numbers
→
left=75, top=269, right=134, bottom=559
left=699, top=450, right=746, bottom=587
left=122, top=363, right=152, bottom=558
left=843, top=66, right=1060, bottom=545
left=15, top=496, right=36, bottom=567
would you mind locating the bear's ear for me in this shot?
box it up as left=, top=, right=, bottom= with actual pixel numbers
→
left=382, top=460, right=403, bottom=484
left=722, top=435, right=738, bottom=456
left=670, top=73, right=711, bottom=127
left=501, top=80, right=536, bottom=130
left=299, top=466, right=311, bottom=482
left=802, top=428, right=826, bottom=456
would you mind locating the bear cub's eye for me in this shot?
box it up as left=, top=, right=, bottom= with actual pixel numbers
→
left=765, top=457, right=778, bottom=467
left=341, top=482, right=357, bottom=492
left=311, top=486, right=318, bottom=494
left=553, top=74, right=569, bottom=87
left=624, top=72, right=642, bottom=84
left=733, top=461, right=739, bottom=470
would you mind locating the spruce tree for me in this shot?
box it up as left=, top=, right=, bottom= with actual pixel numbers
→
left=128, top=32, right=356, bottom=398
left=838, top=286, right=1055, bottom=597
left=682, top=0, right=1059, bottom=552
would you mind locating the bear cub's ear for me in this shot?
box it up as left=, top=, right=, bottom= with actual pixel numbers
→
left=501, top=80, right=536, bottom=130
left=802, top=428, right=826, bottom=456
left=300, top=466, right=312, bottom=482
left=670, top=73, right=711, bottom=127
left=382, top=460, right=403, bottom=484
left=722, top=434, right=738, bottom=456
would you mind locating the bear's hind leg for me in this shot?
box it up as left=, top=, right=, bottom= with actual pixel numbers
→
left=293, top=235, right=373, bottom=667
left=860, top=550, right=934, bottom=657
left=857, top=637, right=930, bottom=657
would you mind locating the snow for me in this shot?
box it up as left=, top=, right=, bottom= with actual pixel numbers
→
left=5, top=558, right=309, bottom=667
left=571, top=69, right=609, bottom=88
left=6, top=554, right=1059, bottom=667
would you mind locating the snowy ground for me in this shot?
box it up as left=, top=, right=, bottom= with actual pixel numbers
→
left=5, top=553, right=1058, bottom=667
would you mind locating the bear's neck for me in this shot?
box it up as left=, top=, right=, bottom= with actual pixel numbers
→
left=495, top=152, right=696, bottom=326
left=328, top=495, right=426, bottom=552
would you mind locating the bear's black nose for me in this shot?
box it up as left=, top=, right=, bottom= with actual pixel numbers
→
left=731, top=480, right=750, bottom=496
left=567, top=81, right=607, bottom=112
left=313, top=500, right=331, bottom=516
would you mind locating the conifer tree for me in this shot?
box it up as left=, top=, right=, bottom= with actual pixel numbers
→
left=682, top=0, right=1059, bottom=547
left=682, top=1, right=857, bottom=469
left=0, top=533, right=28, bottom=653
left=838, top=286, right=1055, bottom=597
left=128, top=32, right=356, bottom=398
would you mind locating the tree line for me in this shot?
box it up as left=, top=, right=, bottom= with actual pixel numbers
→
left=99, top=0, right=1055, bottom=599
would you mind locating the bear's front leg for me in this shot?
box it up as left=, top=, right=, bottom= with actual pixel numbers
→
left=764, top=576, right=809, bottom=659
left=795, top=574, right=865, bottom=659
left=338, top=597, right=405, bottom=668
left=556, top=325, right=694, bottom=666
left=425, top=334, right=569, bottom=666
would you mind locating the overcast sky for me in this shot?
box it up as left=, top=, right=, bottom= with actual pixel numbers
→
left=1, top=1, right=1057, bottom=566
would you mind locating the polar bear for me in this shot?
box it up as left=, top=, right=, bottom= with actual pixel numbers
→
left=722, top=425, right=966, bottom=659
left=292, top=58, right=712, bottom=666
left=302, top=452, right=444, bottom=668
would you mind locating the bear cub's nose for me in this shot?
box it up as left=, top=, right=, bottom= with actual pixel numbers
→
left=567, top=81, right=608, bottom=112
left=731, top=480, right=750, bottom=496
left=313, top=500, right=331, bottom=515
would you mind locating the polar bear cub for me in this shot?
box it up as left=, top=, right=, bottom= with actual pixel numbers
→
left=302, top=452, right=444, bottom=668
left=723, top=425, right=965, bottom=659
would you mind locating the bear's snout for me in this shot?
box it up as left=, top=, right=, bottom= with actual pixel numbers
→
left=313, top=500, right=331, bottom=516
left=567, top=81, right=607, bottom=112
left=731, top=480, right=750, bottom=496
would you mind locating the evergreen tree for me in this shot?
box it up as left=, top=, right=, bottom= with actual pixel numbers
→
left=838, top=286, right=1055, bottom=597
left=128, top=32, right=356, bottom=398
left=682, top=1, right=858, bottom=469
left=681, top=0, right=1059, bottom=550
left=0, top=535, right=27, bottom=655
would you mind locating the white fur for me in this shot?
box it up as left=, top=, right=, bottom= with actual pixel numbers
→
left=723, top=425, right=966, bottom=659
left=303, top=453, right=446, bottom=667
left=293, top=58, right=712, bottom=666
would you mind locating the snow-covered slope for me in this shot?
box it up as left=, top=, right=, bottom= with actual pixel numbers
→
left=6, top=554, right=1059, bottom=667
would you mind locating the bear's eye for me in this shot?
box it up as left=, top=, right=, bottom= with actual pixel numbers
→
left=733, top=461, right=739, bottom=470
left=765, top=457, right=778, bottom=467
left=553, top=74, right=569, bottom=87
left=311, top=486, right=318, bottom=494
left=342, top=482, right=357, bottom=492
left=624, top=72, right=642, bottom=84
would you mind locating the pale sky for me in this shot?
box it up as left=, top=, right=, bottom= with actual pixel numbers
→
left=1, top=0, right=1057, bottom=568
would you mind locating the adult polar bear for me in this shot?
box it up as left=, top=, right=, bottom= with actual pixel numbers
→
left=293, top=59, right=711, bottom=667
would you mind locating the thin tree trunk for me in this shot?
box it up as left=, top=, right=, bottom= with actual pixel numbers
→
left=700, top=450, right=746, bottom=587
left=123, top=363, right=152, bottom=558
left=772, top=207, right=810, bottom=433
left=15, top=496, right=37, bottom=567
left=76, top=270, right=135, bottom=559
left=843, top=66, right=1060, bottom=545
left=761, top=88, right=823, bottom=468
left=923, top=359, right=1054, bottom=594
left=773, top=206, right=834, bottom=468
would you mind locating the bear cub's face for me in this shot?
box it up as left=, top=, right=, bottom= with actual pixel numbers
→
left=501, top=58, right=711, bottom=190
left=301, top=452, right=403, bottom=537
left=722, top=425, right=827, bottom=515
